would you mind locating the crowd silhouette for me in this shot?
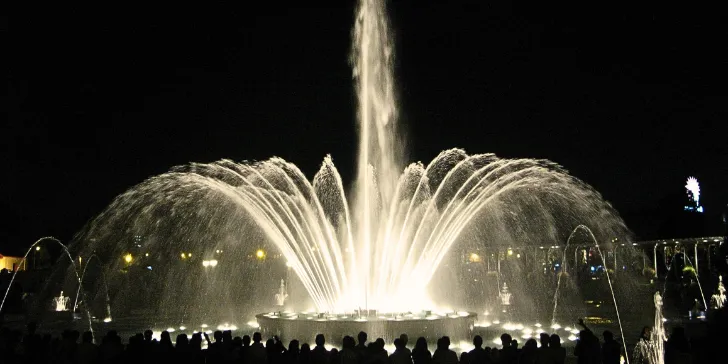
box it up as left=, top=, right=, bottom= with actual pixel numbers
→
left=3, top=308, right=728, bottom=364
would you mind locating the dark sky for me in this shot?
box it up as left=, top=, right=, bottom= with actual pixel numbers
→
left=5, top=1, right=727, bottom=254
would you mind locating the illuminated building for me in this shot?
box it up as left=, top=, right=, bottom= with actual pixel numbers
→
left=0, top=254, right=26, bottom=272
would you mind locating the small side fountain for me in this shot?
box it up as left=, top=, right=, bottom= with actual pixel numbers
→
left=650, top=292, right=667, bottom=364
left=499, top=282, right=512, bottom=306
left=274, top=279, right=288, bottom=307
left=499, top=282, right=512, bottom=318
left=710, top=275, right=726, bottom=310
left=53, top=291, right=70, bottom=312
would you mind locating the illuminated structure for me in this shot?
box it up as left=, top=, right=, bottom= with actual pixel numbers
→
left=53, top=291, right=70, bottom=312
left=684, top=177, right=704, bottom=213
left=0, top=254, right=26, bottom=272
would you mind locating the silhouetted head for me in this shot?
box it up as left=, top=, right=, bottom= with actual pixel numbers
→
left=603, top=330, right=614, bottom=341
left=289, top=339, right=300, bottom=352
left=266, top=339, right=275, bottom=348
left=549, top=334, right=561, bottom=348
left=176, top=334, right=189, bottom=347
left=500, top=333, right=512, bottom=347
left=243, top=335, right=251, bottom=346
left=510, top=339, right=518, bottom=349
left=316, top=334, right=325, bottom=347
left=394, top=338, right=403, bottom=349
left=301, top=343, right=311, bottom=353
left=253, top=332, right=262, bottom=343
left=223, top=330, right=232, bottom=342
left=376, top=338, right=385, bottom=349
left=400, top=334, right=408, bottom=346
left=214, top=331, right=223, bottom=342
left=459, top=352, right=468, bottom=364
left=415, top=337, right=427, bottom=351
left=358, top=331, right=368, bottom=345
left=343, top=336, right=355, bottom=349
left=82, top=331, right=93, bottom=344
left=640, top=326, right=652, bottom=340
left=161, top=331, right=171, bottom=343
left=539, top=333, right=549, bottom=347
left=144, top=330, right=153, bottom=341
left=525, top=339, right=537, bottom=349
left=473, top=335, right=483, bottom=348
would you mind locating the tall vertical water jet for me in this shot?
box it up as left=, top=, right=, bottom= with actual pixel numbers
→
left=351, top=0, right=402, bottom=310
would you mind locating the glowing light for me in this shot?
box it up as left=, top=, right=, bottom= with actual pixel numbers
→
left=179, top=326, right=186, bottom=330
left=103, top=317, right=112, bottom=323
left=124, top=253, right=133, bottom=263
left=181, top=253, right=187, bottom=259
left=286, top=261, right=293, bottom=267
left=256, top=249, right=266, bottom=259
left=507, top=249, right=513, bottom=256
left=568, top=334, right=578, bottom=341
left=247, top=321, right=260, bottom=328
left=35, top=246, right=41, bottom=251
left=202, top=260, right=218, bottom=267
left=145, top=253, right=149, bottom=257
left=469, top=253, right=482, bottom=262
left=217, top=323, right=238, bottom=331
left=166, top=327, right=176, bottom=333
left=551, top=323, right=561, bottom=330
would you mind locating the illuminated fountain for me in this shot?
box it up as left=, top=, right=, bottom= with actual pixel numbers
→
left=499, top=283, right=512, bottom=307
left=710, top=275, right=726, bottom=310
left=53, top=291, right=70, bottom=312
left=649, top=292, right=666, bottom=364
left=67, top=0, right=631, bottom=344
left=275, top=280, right=288, bottom=307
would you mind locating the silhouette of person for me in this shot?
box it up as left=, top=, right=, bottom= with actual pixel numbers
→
left=498, top=334, right=517, bottom=364
left=311, top=334, right=330, bottom=364
left=77, top=331, right=99, bottom=364
left=390, top=338, right=414, bottom=364
left=518, top=339, right=537, bottom=364
left=601, top=331, right=621, bottom=364
left=535, top=333, right=551, bottom=364
left=248, top=332, right=268, bottom=364
left=300, top=343, right=312, bottom=364
left=468, top=335, right=489, bottom=364
left=357, top=331, right=370, bottom=363
left=549, top=335, right=566, bottom=364
left=432, top=337, right=458, bottom=364
left=412, top=337, right=432, bottom=364
left=283, top=339, right=300, bottom=364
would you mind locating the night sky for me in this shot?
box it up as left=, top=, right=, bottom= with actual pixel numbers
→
left=5, top=2, right=727, bottom=254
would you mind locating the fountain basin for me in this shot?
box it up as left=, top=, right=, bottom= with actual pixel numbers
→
left=256, top=311, right=477, bottom=344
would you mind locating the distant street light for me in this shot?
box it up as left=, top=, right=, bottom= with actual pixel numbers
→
left=124, top=253, right=133, bottom=264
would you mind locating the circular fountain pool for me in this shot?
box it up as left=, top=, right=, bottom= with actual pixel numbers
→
left=256, top=311, right=477, bottom=344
